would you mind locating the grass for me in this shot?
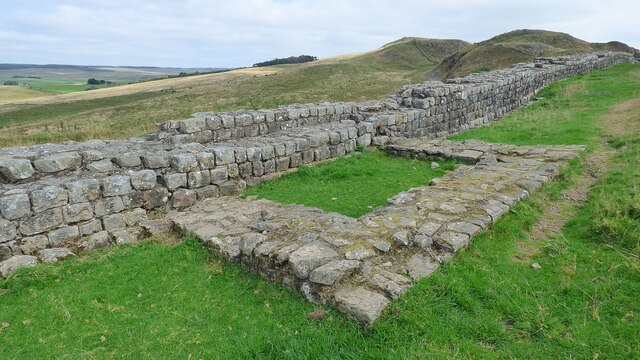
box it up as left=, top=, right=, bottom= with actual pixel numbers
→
left=0, top=59, right=639, bottom=359
left=244, top=150, right=456, bottom=218
left=0, top=38, right=456, bottom=147
left=0, top=86, right=50, bottom=105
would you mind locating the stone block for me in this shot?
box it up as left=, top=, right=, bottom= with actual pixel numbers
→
left=141, top=152, right=170, bottom=168
left=163, top=173, right=187, bottom=190
left=196, top=185, right=219, bottom=199
left=87, top=159, right=114, bottom=172
left=252, top=161, right=264, bottom=176
left=334, top=287, right=389, bottom=326
left=188, top=170, right=211, bottom=189
left=170, top=154, right=199, bottom=172
left=212, top=147, right=235, bottom=165
left=79, top=219, right=103, bottom=236
left=234, top=148, right=247, bottom=163
left=102, top=175, right=132, bottom=197
left=0, top=219, right=17, bottom=243
left=238, top=162, right=253, bottom=178
left=275, top=157, right=290, bottom=172
left=141, top=187, right=170, bottom=209
left=0, top=255, right=38, bottom=278
left=38, top=248, right=75, bottom=263
left=179, top=118, right=206, bottom=133
left=111, top=229, right=140, bottom=245
left=125, top=208, right=147, bottom=227
left=112, top=153, right=142, bottom=167
left=0, top=193, right=31, bottom=220
left=102, top=214, right=127, bottom=231
left=130, top=170, right=157, bottom=190
left=260, top=145, right=275, bottom=160
left=19, top=235, right=49, bottom=255
left=246, top=147, right=262, bottom=162
left=63, top=202, right=94, bottom=223
left=78, top=231, right=111, bottom=254
left=30, top=186, right=68, bottom=212
left=196, top=152, right=216, bottom=169
left=218, top=180, right=246, bottom=196
left=94, top=197, right=125, bottom=217
left=48, top=226, right=79, bottom=246
left=227, top=164, right=239, bottom=179
left=288, top=242, right=339, bottom=279
left=0, top=158, right=34, bottom=181
left=33, top=152, right=81, bottom=173
left=310, top=260, right=360, bottom=285
left=66, top=179, right=101, bottom=204
left=172, top=189, right=197, bottom=208
left=210, top=167, right=229, bottom=185
left=19, top=208, right=63, bottom=236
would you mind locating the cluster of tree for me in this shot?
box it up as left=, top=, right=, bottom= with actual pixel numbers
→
left=12, top=75, right=41, bottom=79
left=87, top=78, right=115, bottom=85
left=253, top=55, right=317, bottom=67
left=3, top=81, right=19, bottom=86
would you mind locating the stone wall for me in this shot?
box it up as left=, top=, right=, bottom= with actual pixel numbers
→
left=0, top=51, right=634, bottom=262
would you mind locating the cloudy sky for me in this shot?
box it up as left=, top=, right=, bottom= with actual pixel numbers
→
left=0, top=0, right=637, bottom=68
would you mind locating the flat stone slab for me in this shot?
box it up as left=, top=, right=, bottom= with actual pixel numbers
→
left=0, top=255, right=38, bottom=277
left=168, top=139, right=584, bottom=325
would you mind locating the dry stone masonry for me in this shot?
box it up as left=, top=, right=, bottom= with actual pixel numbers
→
left=0, top=52, right=635, bottom=324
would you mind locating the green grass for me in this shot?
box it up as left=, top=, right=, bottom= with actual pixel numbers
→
left=1, top=59, right=639, bottom=359
left=244, top=150, right=456, bottom=217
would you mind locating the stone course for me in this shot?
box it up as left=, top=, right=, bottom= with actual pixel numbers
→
left=0, top=52, right=634, bottom=323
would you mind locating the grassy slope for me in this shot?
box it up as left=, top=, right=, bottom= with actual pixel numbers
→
left=0, top=86, right=50, bottom=105
left=244, top=150, right=457, bottom=218
left=1, top=63, right=639, bottom=359
left=0, top=38, right=466, bottom=147
left=428, top=29, right=638, bottom=80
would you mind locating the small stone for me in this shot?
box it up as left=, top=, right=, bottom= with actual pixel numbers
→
left=240, top=233, right=267, bottom=256
left=0, top=255, right=38, bottom=278
left=433, top=231, right=470, bottom=253
left=392, top=230, right=410, bottom=246
left=430, top=162, right=440, bottom=169
left=63, top=202, right=94, bottom=223
left=125, top=208, right=147, bottom=227
left=412, top=235, right=433, bottom=248
left=188, top=170, right=211, bottom=189
left=368, top=240, right=391, bottom=252
left=345, top=247, right=375, bottom=261
left=218, top=180, right=245, bottom=196
left=334, top=287, right=389, bottom=326
left=210, top=167, right=229, bottom=185
left=211, top=147, right=235, bottom=165
left=417, top=222, right=441, bottom=237
left=79, top=219, right=103, bottom=236
left=254, top=241, right=280, bottom=256
left=447, top=222, right=482, bottom=237
left=94, top=197, right=125, bottom=216
left=531, top=262, right=542, bottom=270
left=406, top=254, right=439, bottom=281
left=179, top=118, right=206, bottom=133
left=37, top=248, right=75, bottom=263
left=141, top=152, right=170, bottom=169
left=371, top=273, right=409, bottom=299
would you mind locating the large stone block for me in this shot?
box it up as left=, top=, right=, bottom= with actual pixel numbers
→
left=102, top=214, right=127, bottom=231
left=163, top=173, right=187, bottom=191
left=112, top=153, right=142, bottom=167
left=188, top=170, right=211, bottom=189
left=0, top=219, right=17, bottom=243
left=212, top=147, right=235, bottom=165
left=102, top=175, right=132, bottom=197
left=33, top=152, right=81, bottom=173
left=0, top=158, right=34, bottom=181
left=0, top=255, right=38, bottom=278
left=30, top=186, right=68, bottom=212
left=0, top=193, right=31, bottom=220
left=66, top=179, right=101, bottom=204
left=141, top=152, right=170, bottom=168
left=18, top=235, right=48, bottom=255
left=179, top=118, right=206, bottom=133
left=130, top=170, right=157, bottom=190
left=141, top=188, right=170, bottom=209
left=288, top=242, right=339, bottom=279
left=334, top=287, right=389, bottom=326
left=209, top=167, right=228, bottom=185
left=48, top=226, right=80, bottom=246
left=94, top=197, right=125, bottom=217
left=170, top=154, right=199, bottom=172
left=19, top=208, right=63, bottom=236
left=171, top=189, right=197, bottom=208
left=63, top=202, right=94, bottom=223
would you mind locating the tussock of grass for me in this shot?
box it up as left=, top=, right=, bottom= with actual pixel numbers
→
left=244, top=149, right=456, bottom=217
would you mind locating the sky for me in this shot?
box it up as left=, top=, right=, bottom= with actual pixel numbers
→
left=0, top=0, right=638, bottom=68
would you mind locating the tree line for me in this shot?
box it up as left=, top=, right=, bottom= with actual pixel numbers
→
left=253, top=55, right=317, bottom=67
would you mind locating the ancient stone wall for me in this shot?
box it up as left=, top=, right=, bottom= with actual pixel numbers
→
left=0, top=51, right=634, bottom=263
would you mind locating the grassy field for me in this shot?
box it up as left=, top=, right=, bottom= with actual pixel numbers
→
left=1, top=63, right=638, bottom=359
left=244, top=150, right=457, bottom=217
left=0, top=86, right=50, bottom=105
left=0, top=38, right=461, bottom=146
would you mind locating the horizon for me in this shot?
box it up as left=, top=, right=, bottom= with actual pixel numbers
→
left=1, top=1, right=639, bottom=68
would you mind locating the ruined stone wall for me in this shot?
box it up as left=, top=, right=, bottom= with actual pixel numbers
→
left=0, top=52, right=634, bottom=261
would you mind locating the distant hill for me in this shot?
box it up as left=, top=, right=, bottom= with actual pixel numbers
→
left=427, top=29, right=639, bottom=80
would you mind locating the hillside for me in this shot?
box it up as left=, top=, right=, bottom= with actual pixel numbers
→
left=0, top=37, right=467, bottom=146
left=427, top=29, right=639, bottom=80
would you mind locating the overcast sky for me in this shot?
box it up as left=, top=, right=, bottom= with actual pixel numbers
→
left=0, top=0, right=637, bottom=68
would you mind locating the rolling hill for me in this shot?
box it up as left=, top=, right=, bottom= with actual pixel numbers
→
left=427, top=29, right=639, bottom=80
left=0, top=37, right=467, bottom=146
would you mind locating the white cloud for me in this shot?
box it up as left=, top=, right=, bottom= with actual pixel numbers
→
left=0, top=0, right=637, bottom=67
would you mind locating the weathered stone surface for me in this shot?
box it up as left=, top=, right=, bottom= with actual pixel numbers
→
left=0, top=219, right=17, bottom=243
left=206, top=236, right=241, bottom=259
left=79, top=231, right=111, bottom=253
left=94, top=197, right=125, bottom=216
left=334, top=287, right=389, bottom=326
left=19, top=208, right=63, bottom=236
left=102, top=214, right=127, bottom=231
left=188, top=170, right=211, bottom=189
left=111, top=229, right=140, bottom=245
left=289, top=242, right=339, bottom=279
left=141, top=152, right=170, bottom=168
left=172, top=189, right=197, bottom=208
left=19, top=235, right=48, bottom=254
left=102, top=176, right=132, bottom=197
left=447, top=222, right=482, bottom=237
left=240, top=233, right=267, bottom=255
left=66, top=179, right=101, bottom=204
left=310, top=260, right=360, bottom=285
left=130, top=170, right=157, bottom=190
left=434, top=231, right=470, bottom=253
left=33, top=152, right=81, bottom=173
left=0, top=193, right=31, bottom=220
left=31, top=186, right=68, bottom=212
left=0, top=158, right=34, bottom=181
left=170, top=154, right=199, bottom=172
left=392, top=230, right=410, bottom=246
left=142, top=188, right=170, bottom=209
left=219, top=180, right=245, bottom=196
left=406, top=254, right=439, bottom=281
left=48, top=226, right=79, bottom=246
left=371, top=272, right=410, bottom=299
left=140, top=219, right=174, bottom=237
left=163, top=173, right=187, bottom=190
left=79, top=219, right=103, bottom=236
left=112, top=153, right=142, bottom=167
left=212, top=147, right=235, bottom=165
left=87, top=159, right=114, bottom=172
left=63, top=202, right=94, bottom=223
left=368, top=240, right=391, bottom=253
left=180, top=118, right=206, bottom=133
left=345, top=247, right=375, bottom=261
left=125, top=208, right=147, bottom=227
left=0, top=255, right=38, bottom=277
left=38, top=248, right=75, bottom=263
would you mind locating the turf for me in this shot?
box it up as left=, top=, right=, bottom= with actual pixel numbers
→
left=244, top=150, right=456, bottom=218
